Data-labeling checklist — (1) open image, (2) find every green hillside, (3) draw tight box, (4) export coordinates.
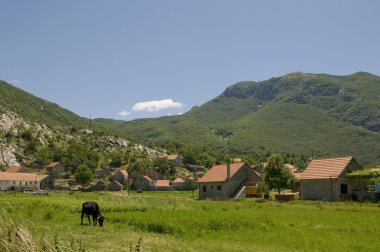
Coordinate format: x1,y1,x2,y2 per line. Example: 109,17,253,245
0,80,90,128
95,72,380,165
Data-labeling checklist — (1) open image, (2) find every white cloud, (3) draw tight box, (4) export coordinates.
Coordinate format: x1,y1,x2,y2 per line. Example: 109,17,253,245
118,110,131,116
132,99,183,112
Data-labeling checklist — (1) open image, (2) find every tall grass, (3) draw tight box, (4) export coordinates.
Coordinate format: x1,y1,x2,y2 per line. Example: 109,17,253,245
0,191,380,251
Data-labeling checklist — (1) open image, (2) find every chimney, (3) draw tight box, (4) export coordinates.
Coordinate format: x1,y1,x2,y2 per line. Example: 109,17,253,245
227,162,231,179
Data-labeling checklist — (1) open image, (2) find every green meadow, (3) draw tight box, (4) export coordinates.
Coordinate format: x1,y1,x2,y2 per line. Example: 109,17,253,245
0,191,379,251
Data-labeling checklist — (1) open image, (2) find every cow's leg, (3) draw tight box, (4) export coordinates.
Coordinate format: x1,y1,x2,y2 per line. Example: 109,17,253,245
93,214,97,226
87,215,91,225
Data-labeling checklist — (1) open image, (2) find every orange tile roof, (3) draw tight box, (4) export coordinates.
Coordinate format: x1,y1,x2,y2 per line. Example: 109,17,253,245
142,175,153,181
46,162,61,168
5,166,25,173
198,162,246,183
156,180,170,187
173,178,184,183
299,156,354,180
117,169,129,177
161,154,178,160
0,172,48,181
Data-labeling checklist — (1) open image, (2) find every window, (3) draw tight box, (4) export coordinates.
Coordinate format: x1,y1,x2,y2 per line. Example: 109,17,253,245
217,185,222,190
211,185,214,190
202,185,207,192
13,181,16,184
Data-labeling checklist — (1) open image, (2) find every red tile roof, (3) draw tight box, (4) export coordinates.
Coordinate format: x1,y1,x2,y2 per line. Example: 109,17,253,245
5,166,27,173
198,162,246,183
173,178,184,183
46,162,61,168
299,156,354,180
156,180,170,187
0,172,48,181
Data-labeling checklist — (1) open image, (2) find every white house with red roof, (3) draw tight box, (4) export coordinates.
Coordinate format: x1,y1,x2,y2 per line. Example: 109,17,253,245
299,156,362,201
197,162,262,199
0,172,54,191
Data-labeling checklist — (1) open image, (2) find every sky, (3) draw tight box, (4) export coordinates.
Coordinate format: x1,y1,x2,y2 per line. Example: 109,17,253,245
1,1,379,120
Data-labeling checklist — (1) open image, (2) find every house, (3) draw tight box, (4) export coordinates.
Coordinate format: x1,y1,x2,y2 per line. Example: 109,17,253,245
256,163,301,179
112,169,129,185
46,162,66,177
5,166,28,173
106,180,123,191
161,154,185,167
133,175,155,191
172,178,186,190
146,170,164,181
155,180,170,190
299,156,362,201
197,162,262,199
0,172,54,191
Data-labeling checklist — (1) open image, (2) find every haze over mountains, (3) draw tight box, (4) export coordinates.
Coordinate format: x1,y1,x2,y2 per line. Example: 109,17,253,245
1,71,380,166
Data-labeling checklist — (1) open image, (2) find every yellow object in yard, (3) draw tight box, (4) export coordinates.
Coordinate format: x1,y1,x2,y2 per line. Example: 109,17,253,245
246,186,257,195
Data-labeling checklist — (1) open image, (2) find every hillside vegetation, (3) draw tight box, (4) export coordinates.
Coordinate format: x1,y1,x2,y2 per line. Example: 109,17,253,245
95,72,380,165
0,81,161,170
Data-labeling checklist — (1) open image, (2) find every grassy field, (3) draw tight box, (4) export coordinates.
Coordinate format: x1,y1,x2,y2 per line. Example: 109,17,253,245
0,191,379,251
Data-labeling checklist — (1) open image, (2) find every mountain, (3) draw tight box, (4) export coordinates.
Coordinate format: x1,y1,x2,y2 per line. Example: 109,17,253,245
0,81,160,168
95,72,380,165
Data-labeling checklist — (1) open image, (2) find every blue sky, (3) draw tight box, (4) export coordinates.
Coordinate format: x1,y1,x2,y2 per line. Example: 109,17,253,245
1,1,379,120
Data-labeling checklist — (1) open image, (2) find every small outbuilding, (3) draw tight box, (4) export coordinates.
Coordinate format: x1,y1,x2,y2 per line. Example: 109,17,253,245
299,156,362,201
155,180,170,190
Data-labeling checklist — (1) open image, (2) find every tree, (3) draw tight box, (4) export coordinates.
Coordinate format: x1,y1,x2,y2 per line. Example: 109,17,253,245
74,164,94,186
153,157,176,179
264,154,293,194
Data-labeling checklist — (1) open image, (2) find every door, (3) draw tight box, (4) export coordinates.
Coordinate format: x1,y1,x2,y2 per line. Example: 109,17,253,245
340,184,348,194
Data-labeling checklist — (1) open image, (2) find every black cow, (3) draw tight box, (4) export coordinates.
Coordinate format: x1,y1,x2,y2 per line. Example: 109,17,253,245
81,201,105,226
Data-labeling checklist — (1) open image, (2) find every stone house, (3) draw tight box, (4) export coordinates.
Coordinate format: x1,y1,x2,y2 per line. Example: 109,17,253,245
106,180,123,191
133,175,155,190
161,154,185,167
46,162,66,177
0,172,54,191
172,178,186,190
5,166,28,173
197,162,262,199
145,170,164,181
112,169,129,185
299,156,362,201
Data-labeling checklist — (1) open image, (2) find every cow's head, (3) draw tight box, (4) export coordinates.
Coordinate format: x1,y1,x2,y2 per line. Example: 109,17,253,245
97,215,106,227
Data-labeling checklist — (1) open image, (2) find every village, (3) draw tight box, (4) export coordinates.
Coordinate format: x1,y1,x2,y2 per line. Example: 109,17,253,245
1,153,379,203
